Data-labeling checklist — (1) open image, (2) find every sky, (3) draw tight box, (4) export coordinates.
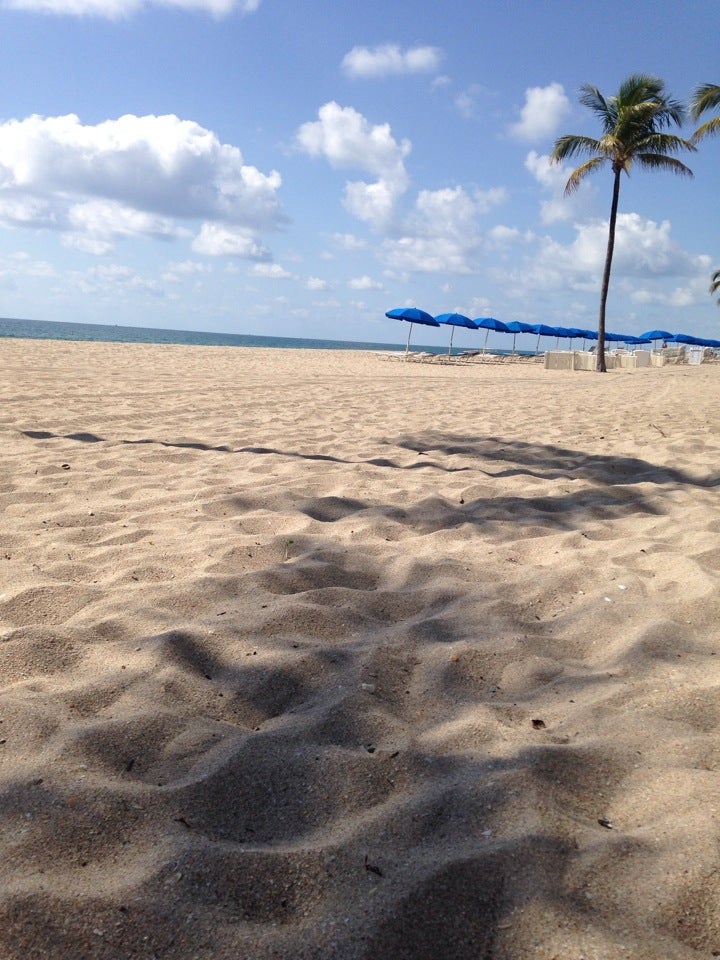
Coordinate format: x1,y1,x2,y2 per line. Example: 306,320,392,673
0,0,718,348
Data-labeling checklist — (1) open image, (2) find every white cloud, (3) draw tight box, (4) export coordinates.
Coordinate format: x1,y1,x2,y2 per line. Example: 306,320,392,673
250,262,291,278
192,223,270,258
306,276,328,290
67,262,161,297
510,83,570,141
341,44,441,79
381,185,484,274
474,186,507,213
162,259,211,282
296,102,409,179
0,113,282,254
348,275,382,290
332,232,367,250
2,0,259,18
525,149,591,224
296,102,410,229
499,213,711,309
564,213,704,278
454,84,485,119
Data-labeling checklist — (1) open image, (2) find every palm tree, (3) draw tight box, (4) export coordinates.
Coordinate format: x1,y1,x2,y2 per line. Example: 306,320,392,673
689,83,720,141
690,85,720,308
551,74,695,372
711,268,720,306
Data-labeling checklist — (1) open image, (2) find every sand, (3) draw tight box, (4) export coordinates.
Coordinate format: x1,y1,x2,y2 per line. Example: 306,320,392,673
1,337,720,960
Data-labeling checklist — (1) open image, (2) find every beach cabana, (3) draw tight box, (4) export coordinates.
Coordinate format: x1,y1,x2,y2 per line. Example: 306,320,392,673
435,313,477,355
385,307,440,357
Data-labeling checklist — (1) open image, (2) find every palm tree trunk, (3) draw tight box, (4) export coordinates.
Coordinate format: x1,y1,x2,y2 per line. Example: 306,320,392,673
597,167,622,373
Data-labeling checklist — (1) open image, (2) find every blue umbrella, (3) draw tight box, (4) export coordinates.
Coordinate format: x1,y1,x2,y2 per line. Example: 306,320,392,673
505,320,536,353
604,331,630,342
435,312,478,355
385,307,440,356
474,317,510,352
550,325,579,348
667,333,707,346
528,323,560,352
641,329,674,343
563,327,594,349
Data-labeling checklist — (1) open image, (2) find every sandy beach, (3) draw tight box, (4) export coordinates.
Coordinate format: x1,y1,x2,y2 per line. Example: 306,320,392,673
2,337,720,960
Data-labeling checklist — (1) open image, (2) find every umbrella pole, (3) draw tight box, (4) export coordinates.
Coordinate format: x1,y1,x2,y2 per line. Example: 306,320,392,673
483,329,489,353
512,333,517,355
536,333,541,353
405,322,413,358
448,326,454,356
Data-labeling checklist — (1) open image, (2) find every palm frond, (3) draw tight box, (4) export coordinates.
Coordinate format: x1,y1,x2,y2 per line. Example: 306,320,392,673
634,154,694,177
550,134,601,163
691,115,720,143
636,133,697,156
578,85,617,132
564,156,606,195
689,83,720,120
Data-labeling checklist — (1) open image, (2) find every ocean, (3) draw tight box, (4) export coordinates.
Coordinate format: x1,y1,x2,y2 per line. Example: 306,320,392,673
0,316,453,355
0,316,530,356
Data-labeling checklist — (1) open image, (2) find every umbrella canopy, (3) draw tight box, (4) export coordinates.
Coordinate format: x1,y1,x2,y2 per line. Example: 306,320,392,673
641,329,674,342
385,307,440,356
504,320,536,353
604,331,630,342
667,333,707,346
473,317,511,352
563,327,593,348
620,335,653,345
528,323,560,352
549,325,579,348
435,313,478,355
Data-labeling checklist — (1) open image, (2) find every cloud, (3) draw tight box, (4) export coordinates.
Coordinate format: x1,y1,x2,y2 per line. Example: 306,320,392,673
2,0,259,17
191,223,270,258
250,262,291,278
67,262,161,297
332,232,367,251
296,102,410,228
381,185,487,274
525,149,591,223
306,276,328,290
0,112,282,255
161,259,211,282
499,213,711,309
454,84,487,120
510,83,570,141
348,275,382,290
560,213,704,278
341,44,441,79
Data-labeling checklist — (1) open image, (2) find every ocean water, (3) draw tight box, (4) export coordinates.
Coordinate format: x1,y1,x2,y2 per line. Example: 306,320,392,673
0,316,440,355
0,316,533,356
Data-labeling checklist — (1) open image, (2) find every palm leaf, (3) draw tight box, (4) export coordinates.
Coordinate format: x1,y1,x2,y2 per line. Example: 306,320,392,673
564,156,605,195
634,154,694,177
692,115,720,143
550,134,601,163
690,83,720,120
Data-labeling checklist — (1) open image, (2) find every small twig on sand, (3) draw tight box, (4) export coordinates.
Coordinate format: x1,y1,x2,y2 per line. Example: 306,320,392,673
649,422,666,437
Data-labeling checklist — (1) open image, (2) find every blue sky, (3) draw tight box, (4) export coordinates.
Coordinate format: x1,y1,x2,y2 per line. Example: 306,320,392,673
0,0,718,347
